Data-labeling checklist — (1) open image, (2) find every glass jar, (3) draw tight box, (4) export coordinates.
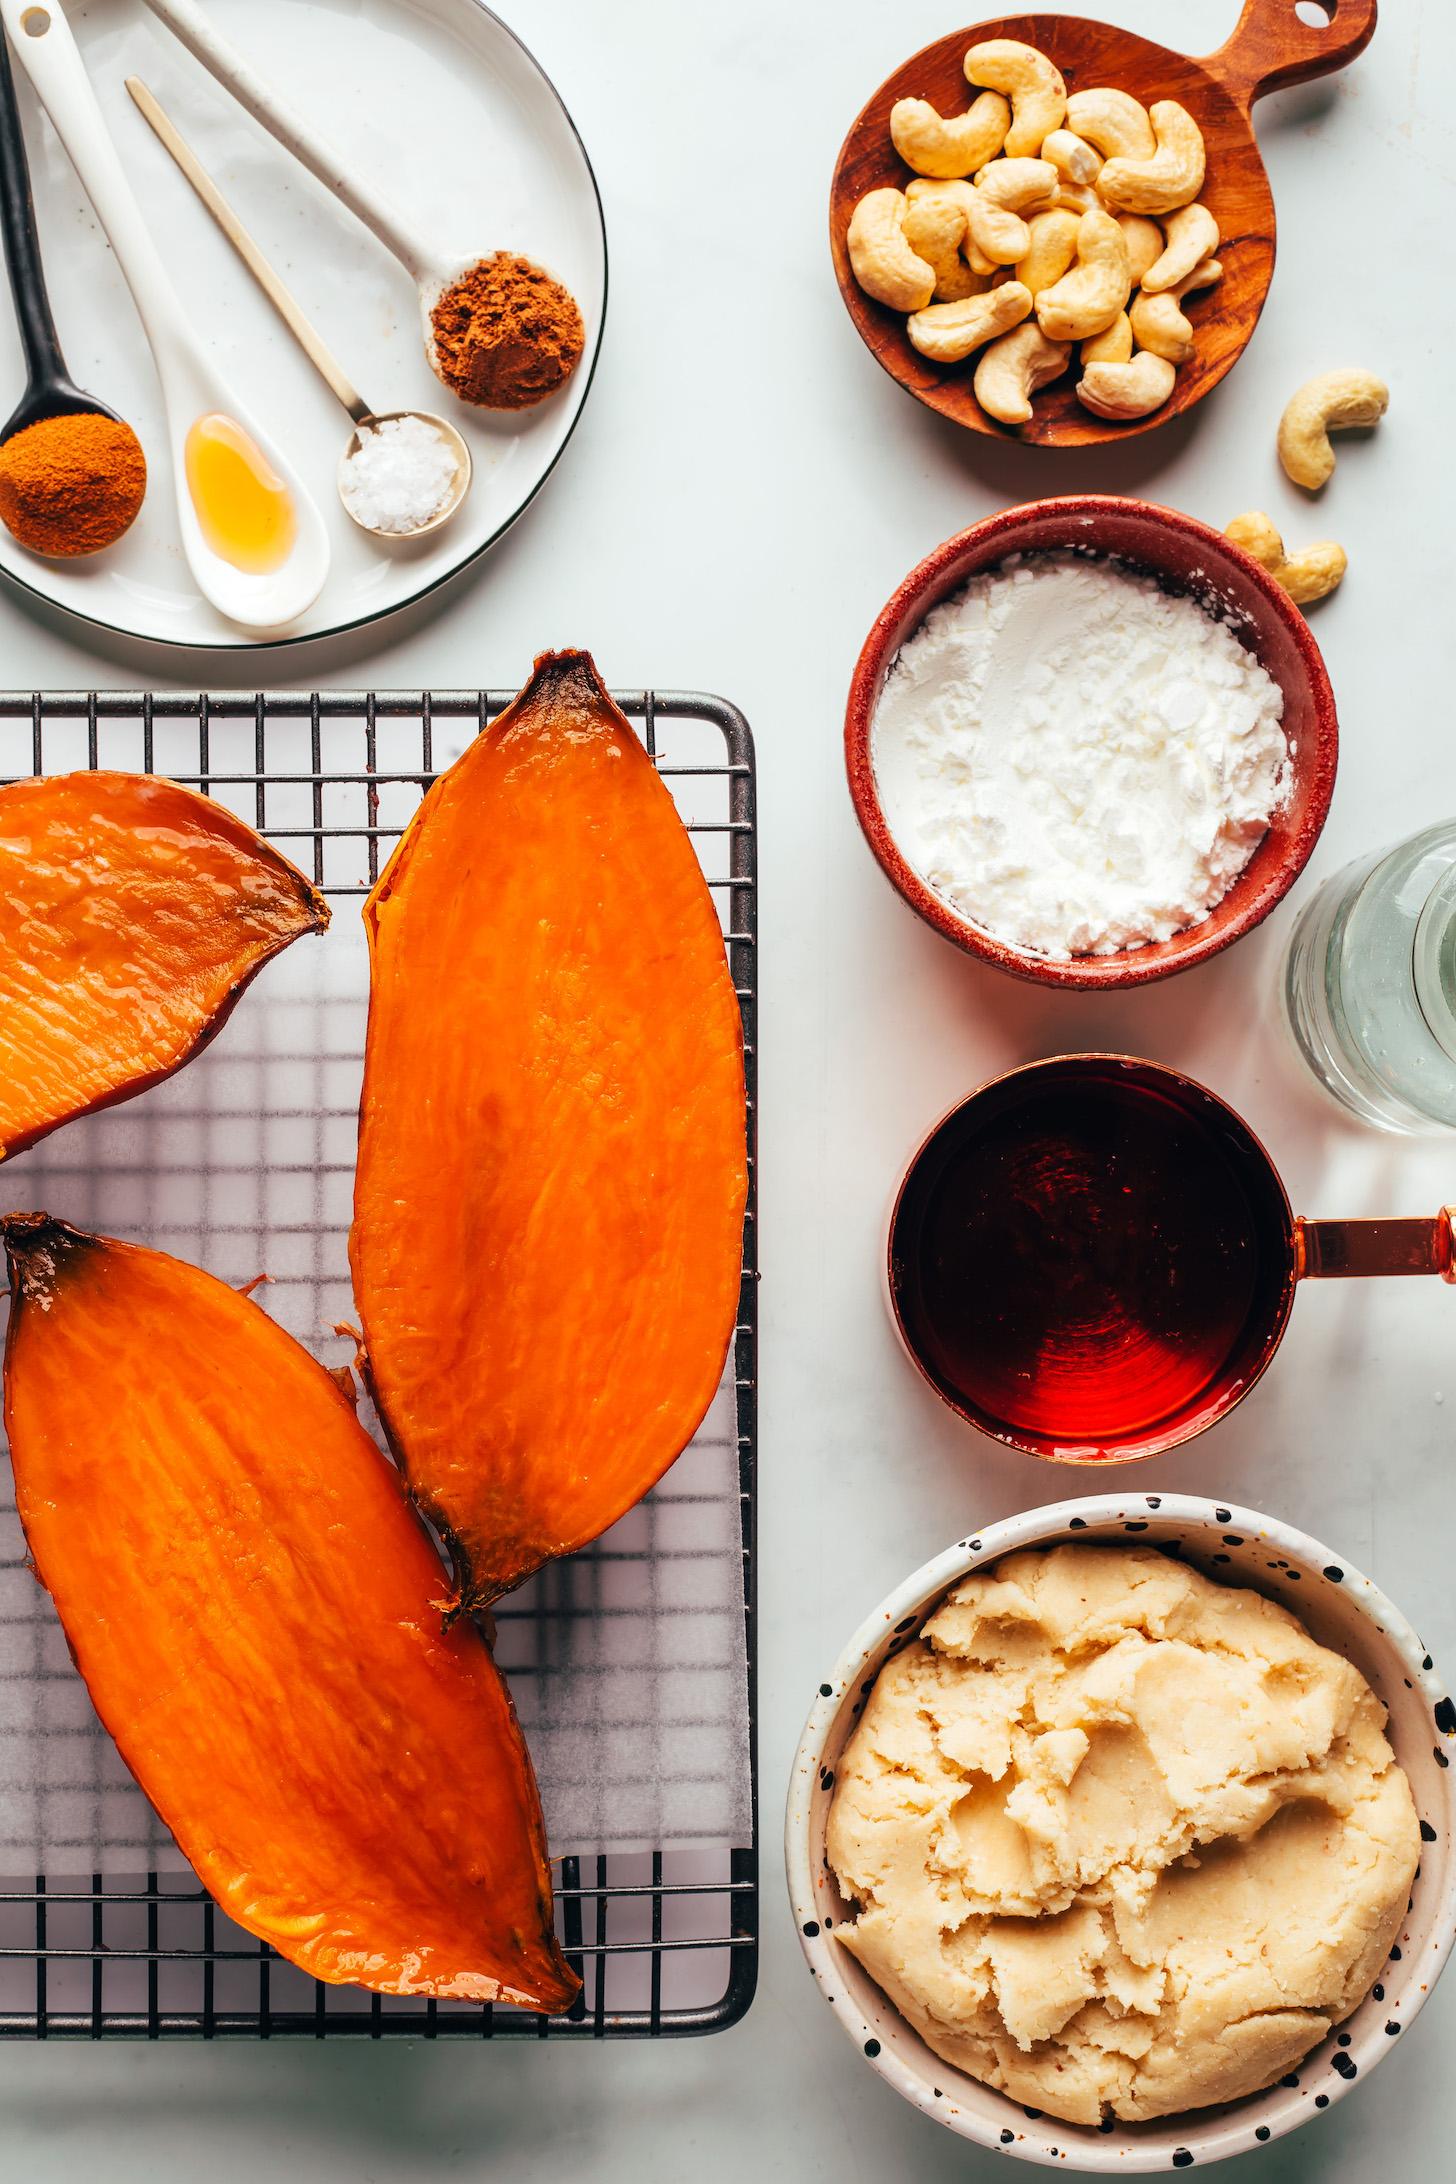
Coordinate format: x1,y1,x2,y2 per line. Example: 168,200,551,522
1283,820,1456,1131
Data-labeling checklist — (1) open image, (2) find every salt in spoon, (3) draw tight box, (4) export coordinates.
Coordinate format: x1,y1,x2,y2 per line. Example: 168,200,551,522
139,0,583,411
0,0,328,629
0,26,143,552
127,78,470,542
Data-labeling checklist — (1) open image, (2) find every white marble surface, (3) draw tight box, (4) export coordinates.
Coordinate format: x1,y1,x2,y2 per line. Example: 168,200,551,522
2,0,1453,2176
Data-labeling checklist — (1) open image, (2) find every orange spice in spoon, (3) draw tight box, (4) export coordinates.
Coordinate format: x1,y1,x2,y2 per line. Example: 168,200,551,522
0,410,146,558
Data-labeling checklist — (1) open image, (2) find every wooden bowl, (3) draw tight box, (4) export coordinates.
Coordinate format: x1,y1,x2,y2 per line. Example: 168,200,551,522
845,496,1339,987
829,0,1378,445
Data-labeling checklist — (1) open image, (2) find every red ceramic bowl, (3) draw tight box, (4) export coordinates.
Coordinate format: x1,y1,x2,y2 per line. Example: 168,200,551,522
845,496,1339,988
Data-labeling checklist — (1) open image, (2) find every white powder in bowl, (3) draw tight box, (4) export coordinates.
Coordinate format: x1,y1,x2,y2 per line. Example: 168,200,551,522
339,415,461,534
871,552,1291,960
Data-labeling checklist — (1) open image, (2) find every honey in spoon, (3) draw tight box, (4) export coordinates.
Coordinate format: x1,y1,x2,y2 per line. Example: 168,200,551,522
184,411,296,573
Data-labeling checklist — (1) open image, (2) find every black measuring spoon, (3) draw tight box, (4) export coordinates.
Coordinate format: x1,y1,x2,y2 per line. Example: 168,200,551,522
0,23,143,551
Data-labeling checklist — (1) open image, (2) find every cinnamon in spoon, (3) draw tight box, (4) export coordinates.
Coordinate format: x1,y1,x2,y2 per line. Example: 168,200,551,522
429,252,584,411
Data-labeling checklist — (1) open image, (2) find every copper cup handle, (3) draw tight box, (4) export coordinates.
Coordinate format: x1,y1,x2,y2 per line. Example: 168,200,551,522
1296,1208,1456,1282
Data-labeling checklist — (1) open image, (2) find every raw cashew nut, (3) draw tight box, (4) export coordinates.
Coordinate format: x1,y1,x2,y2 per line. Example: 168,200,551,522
1274,541,1348,606
1041,128,1102,188
1276,368,1390,490
1129,257,1222,363
906,179,995,276
1080,311,1132,366
1034,209,1132,342
1224,511,1285,567
1055,180,1101,216
973,157,1061,207
1076,350,1178,419
1225,512,1347,606
1141,201,1219,292
1097,101,1206,215
847,188,935,311
1065,86,1156,162
902,192,980,301
967,157,1060,265
889,90,1010,179
906,280,1032,363
963,39,1066,159
1117,214,1164,286
974,321,1071,423
1014,207,1082,297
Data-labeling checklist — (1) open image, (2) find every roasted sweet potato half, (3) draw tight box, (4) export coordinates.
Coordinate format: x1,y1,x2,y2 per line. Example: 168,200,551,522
352,651,747,1607
1,1216,578,2013
0,771,328,1162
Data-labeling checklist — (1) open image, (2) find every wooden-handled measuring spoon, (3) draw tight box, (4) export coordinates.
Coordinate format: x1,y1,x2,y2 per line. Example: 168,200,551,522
127,79,471,542
138,0,583,411
830,0,1379,444
0,0,328,626
0,26,144,551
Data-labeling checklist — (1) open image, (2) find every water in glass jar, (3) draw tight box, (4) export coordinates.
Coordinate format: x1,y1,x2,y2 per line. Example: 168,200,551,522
1283,820,1456,1131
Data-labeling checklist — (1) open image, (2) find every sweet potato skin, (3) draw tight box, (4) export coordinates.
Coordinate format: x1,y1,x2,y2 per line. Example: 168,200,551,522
0,771,328,1162
352,652,747,1606
1,1216,577,2012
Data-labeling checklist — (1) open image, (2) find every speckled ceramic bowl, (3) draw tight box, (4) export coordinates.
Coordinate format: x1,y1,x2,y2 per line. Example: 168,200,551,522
845,498,1339,989
787,1494,1456,2173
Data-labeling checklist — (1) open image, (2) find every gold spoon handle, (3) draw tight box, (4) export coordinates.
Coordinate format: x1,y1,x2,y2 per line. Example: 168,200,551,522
126,77,372,428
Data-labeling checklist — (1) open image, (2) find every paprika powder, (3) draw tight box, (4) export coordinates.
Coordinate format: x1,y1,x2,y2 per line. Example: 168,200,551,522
0,410,146,557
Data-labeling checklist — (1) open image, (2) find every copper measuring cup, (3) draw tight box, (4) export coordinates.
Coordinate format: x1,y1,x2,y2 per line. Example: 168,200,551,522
828,0,1379,444
887,1055,1454,1463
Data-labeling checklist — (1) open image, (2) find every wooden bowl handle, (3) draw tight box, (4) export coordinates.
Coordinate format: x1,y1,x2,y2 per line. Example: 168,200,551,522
1204,0,1378,112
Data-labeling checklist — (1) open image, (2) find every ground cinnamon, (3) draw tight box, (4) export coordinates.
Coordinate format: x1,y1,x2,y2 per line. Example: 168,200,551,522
0,411,146,557
430,252,584,411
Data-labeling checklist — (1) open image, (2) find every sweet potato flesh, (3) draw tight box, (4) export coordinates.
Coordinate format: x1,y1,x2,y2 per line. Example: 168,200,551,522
352,651,747,1605
1,1218,577,2012
0,771,327,1161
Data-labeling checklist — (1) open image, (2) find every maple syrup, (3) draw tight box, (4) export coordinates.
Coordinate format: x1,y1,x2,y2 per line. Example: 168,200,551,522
889,1059,1296,1459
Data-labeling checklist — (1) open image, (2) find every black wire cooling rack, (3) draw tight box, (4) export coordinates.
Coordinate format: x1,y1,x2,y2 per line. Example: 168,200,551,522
0,689,758,2040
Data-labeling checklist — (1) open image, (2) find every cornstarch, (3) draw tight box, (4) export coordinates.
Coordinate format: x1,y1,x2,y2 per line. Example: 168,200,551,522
872,552,1290,959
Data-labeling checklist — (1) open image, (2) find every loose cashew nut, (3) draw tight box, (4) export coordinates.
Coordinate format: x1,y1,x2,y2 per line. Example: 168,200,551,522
963,39,1066,159
1076,350,1178,419
1276,368,1390,490
906,280,1032,363
1128,257,1222,364
902,192,981,301
1141,201,1219,292
967,157,1060,265
847,188,935,311
1223,511,1285,567
1097,101,1206,215
1041,128,1102,187
1117,214,1164,286
889,90,1010,179
1033,209,1131,342
1080,311,1132,366
1225,511,1347,606
1015,207,1082,297
1064,86,1155,162
974,322,1071,423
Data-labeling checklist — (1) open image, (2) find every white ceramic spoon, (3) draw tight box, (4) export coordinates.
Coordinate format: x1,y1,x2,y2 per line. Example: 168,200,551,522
0,0,328,631
138,0,506,388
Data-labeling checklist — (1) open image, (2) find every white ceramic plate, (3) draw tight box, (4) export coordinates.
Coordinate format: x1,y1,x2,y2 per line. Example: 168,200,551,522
0,0,605,647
